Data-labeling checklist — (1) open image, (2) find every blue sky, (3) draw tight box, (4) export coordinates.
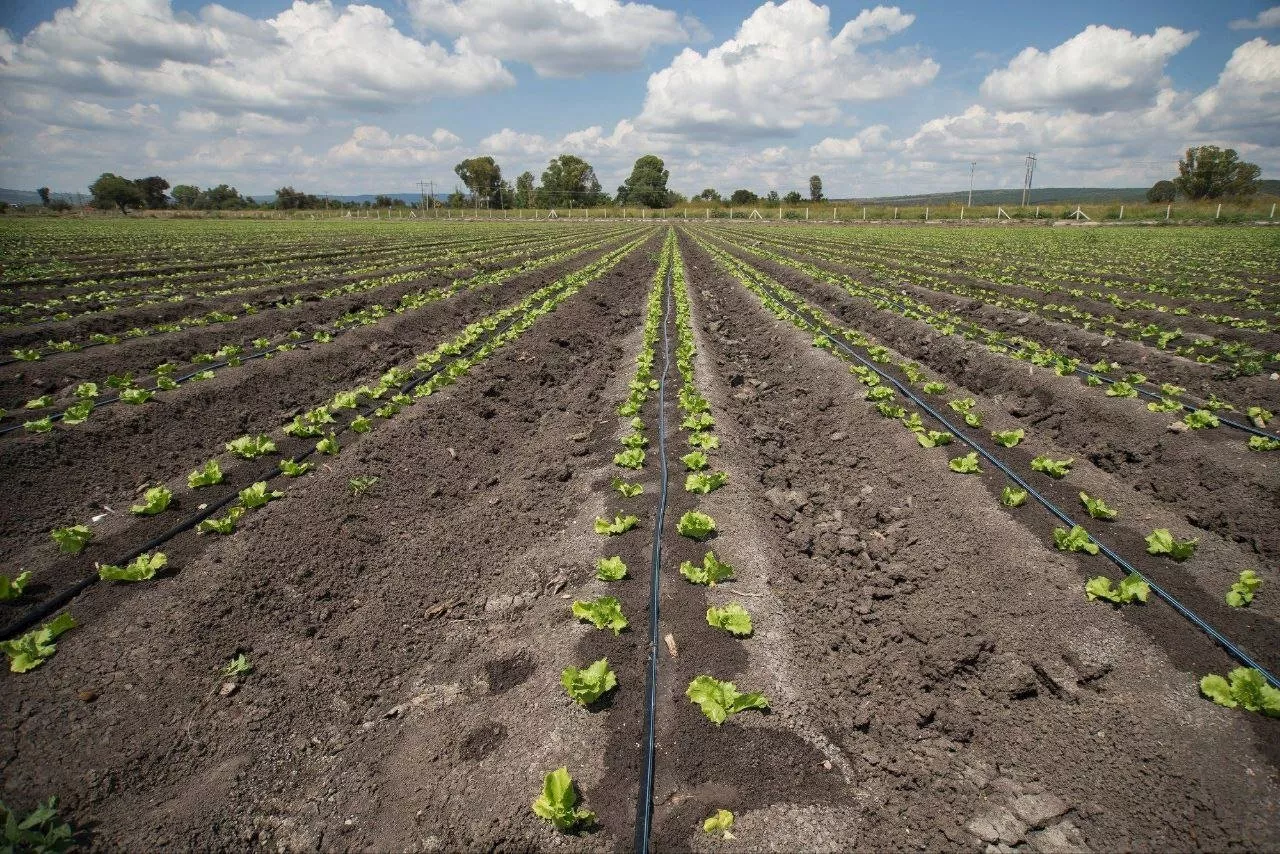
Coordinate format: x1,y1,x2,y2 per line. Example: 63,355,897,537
0,0,1277,198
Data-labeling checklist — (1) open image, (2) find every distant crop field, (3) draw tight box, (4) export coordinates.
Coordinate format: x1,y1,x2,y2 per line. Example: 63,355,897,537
1,216,1278,851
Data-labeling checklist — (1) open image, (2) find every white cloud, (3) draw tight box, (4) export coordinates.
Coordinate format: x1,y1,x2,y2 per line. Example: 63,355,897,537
636,0,938,138
1190,38,1280,142
1229,6,1280,30
980,24,1196,113
327,125,463,167
0,0,514,115
407,0,695,77
175,109,315,136
809,124,889,159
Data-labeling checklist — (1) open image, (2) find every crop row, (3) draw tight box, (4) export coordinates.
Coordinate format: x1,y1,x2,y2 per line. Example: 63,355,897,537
703,229,1279,451
2,233,651,677
689,227,1278,716
2,229,642,433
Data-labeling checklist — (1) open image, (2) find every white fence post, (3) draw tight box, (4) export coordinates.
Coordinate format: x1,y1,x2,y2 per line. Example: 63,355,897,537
1166,204,1171,220
1271,203,1276,220
862,207,867,221
960,208,964,221
805,208,809,220
925,207,929,221
1119,205,1124,221
1216,203,1222,219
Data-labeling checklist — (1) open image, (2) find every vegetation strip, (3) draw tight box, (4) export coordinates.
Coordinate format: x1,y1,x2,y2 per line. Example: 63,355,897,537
691,228,1279,691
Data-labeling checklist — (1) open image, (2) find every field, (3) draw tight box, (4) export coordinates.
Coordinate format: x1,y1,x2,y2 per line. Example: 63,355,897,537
1,216,1278,851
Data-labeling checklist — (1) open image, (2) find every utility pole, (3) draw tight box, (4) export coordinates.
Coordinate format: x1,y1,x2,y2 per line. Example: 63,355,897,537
968,162,976,208
1021,154,1037,208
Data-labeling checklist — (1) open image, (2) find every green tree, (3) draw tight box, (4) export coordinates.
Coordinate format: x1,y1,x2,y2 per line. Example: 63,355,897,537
134,176,170,209
171,185,199,208
765,190,780,204
1146,180,1176,203
36,187,50,206
1175,146,1261,200
540,154,602,207
621,154,670,208
495,180,513,209
729,189,758,205
89,173,146,213
454,156,502,205
447,190,467,209
697,188,721,202
783,190,802,205
514,171,536,208
195,184,247,210
809,174,823,202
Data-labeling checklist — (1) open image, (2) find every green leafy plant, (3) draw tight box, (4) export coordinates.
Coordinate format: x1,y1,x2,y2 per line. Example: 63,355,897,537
221,653,253,679
1079,492,1117,521
187,459,223,488
1,613,76,673
226,434,276,459
571,596,628,635
681,451,709,471
51,524,92,554
1000,487,1028,508
703,809,735,838
991,429,1024,448
706,603,753,636
25,395,53,409
316,432,340,455
196,505,245,535
676,510,716,540
349,415,372,434
561,658,617,705
963,411,983,428
349,475,378,496
74,382,99,400
119,388,153,405
155,376,179,391
595,556,627,581
0,796,74,852
1085,573,1150,604
613,448,645,469
689,432,719,450
680,551,734,586
23,417,54,433
922,381,946,394
948,452,981,474
594,515,639,535
130,485,173,516
612,477,643,498
1031,455,1073,478
0,570,32,602
279,458,311,477
916,430,953,448
1247,406,1273,428
686,675,769,725
1105,382,1138,398
1199,667,1280,717
1054,526,1099,555
97,552,166,582
1145,528,1198,561
1226,570,1262,607
60,400,93,425
531,767,595,832
1182,409,1220,429
239,481,283,509
686,471,728,494
619,432,647,449
1248,436,1280,452
12,348,40,362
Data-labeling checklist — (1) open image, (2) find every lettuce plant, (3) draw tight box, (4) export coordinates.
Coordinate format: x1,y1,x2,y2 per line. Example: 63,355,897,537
0,570,32,602
279,458,311,477
916,430,952,448
51,524,92,554
611,477,643,498
613,448,645,469
703,809,735,838
1054,525,1098,555
561,658,617,705
98,552,166,582
706,603,752,636
119,388,153,405
188,460,223,488
1200,667,1280,717
1085,573,1149,604
686,676,769,725
1000,487,1028,508
688,432,719,450
922,381,946,394
1031,456,1073,478
74,382,99,400
25,395,53,409
681,451,709,471
1,613,75,673
948,452,981,474
1079,492,1117,520
532,768,594,832
991,429,1024,448
239,482,283,509
1226,570,1261,607
130,486,172,516
571,596,628,634
595,556,627,581
680,552,733,586
1145,528,1197,561
677,510,716,540
594,515,639,535
1182,409,1220,429
61,400,93,425
196,505,245,535
226,435,276,459
316,432,340,455
1248,436,1280,452
686,471,728,494
23,417,53,433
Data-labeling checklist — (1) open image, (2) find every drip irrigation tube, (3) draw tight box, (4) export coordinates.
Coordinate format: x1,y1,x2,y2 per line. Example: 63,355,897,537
745,267,1280,691
711,235,1280,443
634,254,674,854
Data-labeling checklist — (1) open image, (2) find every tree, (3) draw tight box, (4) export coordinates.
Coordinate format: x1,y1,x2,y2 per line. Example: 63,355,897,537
134,176,170,209
783,190,802,205
540,154,603,207
195,184,247,210
622,154,670,208
37,187,50,206
90,173,146,213
172,185,199,208
697,188,721,202
729,189,758,205
454,156,502,205
809,174,823,202
447,190,467,209
765,190,780,204
514,171,535,209
374,195,395,207
1146,180,1176,203
1174,146,1261,200
495,180,514,209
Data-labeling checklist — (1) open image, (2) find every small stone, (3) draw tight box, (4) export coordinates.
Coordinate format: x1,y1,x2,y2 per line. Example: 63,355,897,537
1011,793,1069,827
664,634,678,658
1167,421,1188,433
78,689,99,702
830,431,847,441
219,682,239,697
822,760,832,770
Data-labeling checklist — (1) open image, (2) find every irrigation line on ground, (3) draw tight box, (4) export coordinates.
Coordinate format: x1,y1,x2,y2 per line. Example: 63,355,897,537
634,246,674,854
737,255,1280,690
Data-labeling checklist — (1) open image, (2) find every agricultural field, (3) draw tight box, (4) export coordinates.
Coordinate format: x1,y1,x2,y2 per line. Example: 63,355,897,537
0,216,1278,851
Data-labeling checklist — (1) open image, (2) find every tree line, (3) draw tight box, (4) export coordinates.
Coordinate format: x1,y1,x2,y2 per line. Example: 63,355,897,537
1146,146,1261,203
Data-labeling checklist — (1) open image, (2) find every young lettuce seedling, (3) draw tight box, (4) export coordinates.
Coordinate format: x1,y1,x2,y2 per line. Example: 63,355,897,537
613,448,645,469
594,515,639,536
595,556,627,581
316,432,340,456
706,603,753,636
0,570,32,602
130,486,173,516
676,510,716,540
561,658,617,705
226,435,276,459
686,675,769,725
1085,573,1149,604
991,429,1024,448
531,767,595,832
196,505,245,535
1226,570,1261,608
681,451,709,471
1,612,75,673
703,809,735,839
611,478,643,498
239,482,283,509
51,524,92,554
688,432,719,451
1030,456,1073,479
61,400,93,425
680,552,734,586
1054,526,1099,555
1000,487,1028,508
119,388,153,405
571,597,628,634
188,460,223,488
686,471,728,495
1145,528,1198,561
1079,492,1117,520
279,458,312,477
349,476,378,497
97,552,167,582
916,430,952,449
948,452,981,474
1200,668,1280,717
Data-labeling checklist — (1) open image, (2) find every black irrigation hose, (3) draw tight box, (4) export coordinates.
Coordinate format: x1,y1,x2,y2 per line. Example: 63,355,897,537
712,234,1280,444
634,253,674,854
0,270,592,642
744,266,1280,690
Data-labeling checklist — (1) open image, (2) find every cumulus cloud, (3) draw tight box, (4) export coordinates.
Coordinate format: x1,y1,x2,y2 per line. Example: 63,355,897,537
0,0,514,115
407,0,695,77
327,125,463,167
1228,6,1280,30
636,0,938,138
979,24,1196,113
809,125,889,159
1190,38,1280,142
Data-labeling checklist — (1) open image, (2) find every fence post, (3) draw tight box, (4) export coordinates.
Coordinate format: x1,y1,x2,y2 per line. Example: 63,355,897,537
894,207,898,220
779,205,783,220
1119,205,1124,221
834,207,839,221
1166,204,1171,220
1035,205,1039,218
1271,203,1276,220
706,208,709,220
1216,203,1222,220
925,207,929,221
862,207,866,221
805,208,809,220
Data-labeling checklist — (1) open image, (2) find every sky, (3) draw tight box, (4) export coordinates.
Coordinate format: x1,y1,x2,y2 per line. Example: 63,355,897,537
0,0,1277,198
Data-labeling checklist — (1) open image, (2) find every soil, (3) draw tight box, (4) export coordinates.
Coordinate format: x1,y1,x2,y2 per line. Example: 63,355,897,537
0,221,1276,853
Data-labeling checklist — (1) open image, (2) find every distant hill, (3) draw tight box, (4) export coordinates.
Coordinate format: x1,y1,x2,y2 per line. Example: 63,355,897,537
845,181,1280,206
0,188,88,205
